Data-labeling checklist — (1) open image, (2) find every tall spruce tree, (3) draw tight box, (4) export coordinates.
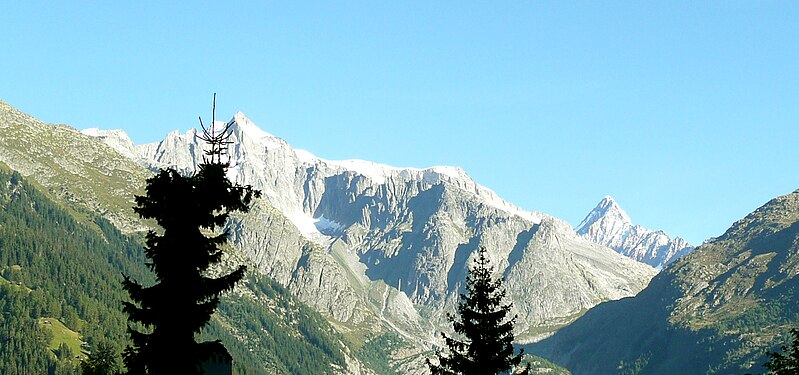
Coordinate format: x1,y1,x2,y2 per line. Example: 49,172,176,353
122,97,259,374
427,247,530,375
81,342,121,375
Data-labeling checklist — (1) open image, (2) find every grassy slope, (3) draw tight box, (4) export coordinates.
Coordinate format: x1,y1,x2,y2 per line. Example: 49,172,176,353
38,318,87,359
0,100,150,233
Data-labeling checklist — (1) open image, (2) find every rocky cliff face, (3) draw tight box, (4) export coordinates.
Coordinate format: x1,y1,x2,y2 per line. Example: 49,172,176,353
576,196,694,268
85,112,656,345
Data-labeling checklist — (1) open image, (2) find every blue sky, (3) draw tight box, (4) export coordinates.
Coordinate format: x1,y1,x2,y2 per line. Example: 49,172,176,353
2,2,798,244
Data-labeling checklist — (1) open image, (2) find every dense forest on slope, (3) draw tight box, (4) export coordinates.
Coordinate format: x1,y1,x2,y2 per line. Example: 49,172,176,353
0,165,357,374
0,165,147,374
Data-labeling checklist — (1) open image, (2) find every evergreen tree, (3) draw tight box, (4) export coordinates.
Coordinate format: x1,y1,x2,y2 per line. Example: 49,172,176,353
55,342,73,361
764,328,799,374
81,341,121,375
427,247,530,375
122,99,259,374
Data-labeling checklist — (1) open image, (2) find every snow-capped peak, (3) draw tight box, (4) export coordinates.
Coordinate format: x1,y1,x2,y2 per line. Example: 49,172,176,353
576,195,631,233
232,112,273,138
227,112,285,150
576,196,694,268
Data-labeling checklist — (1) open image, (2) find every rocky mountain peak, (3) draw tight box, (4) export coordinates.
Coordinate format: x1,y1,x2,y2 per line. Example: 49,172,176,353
81,127,134,145
227,112,286,149
576,195,631,233
576,196,694,268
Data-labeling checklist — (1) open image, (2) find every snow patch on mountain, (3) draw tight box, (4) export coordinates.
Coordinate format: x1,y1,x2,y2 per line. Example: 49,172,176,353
286,212,343,241
328,159,393,185
294,148,317,164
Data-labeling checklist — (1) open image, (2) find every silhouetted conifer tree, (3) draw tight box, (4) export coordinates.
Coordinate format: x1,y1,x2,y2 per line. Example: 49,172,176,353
427,247,530,375
122,96,259,374
764,328,799,374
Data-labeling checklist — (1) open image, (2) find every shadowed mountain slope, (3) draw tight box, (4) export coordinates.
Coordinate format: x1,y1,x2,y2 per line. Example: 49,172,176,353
530,189,799,374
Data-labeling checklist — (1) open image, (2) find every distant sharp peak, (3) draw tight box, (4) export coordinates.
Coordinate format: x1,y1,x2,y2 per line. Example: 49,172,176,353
228,112,283,145
576,195,632,233
596,195,633,224
576,195,694,268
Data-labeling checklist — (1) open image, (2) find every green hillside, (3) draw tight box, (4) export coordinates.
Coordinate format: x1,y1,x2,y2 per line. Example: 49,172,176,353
528,190,799,374
0,164,139,374
0,165,356,373
38,318,87,360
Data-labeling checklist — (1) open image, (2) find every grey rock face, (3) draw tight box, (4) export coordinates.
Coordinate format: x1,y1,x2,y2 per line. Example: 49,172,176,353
576,196,694,268
86,112,657,344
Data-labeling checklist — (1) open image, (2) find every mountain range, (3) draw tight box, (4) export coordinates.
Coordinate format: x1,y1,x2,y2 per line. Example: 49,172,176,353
7,98,796,375
83,111,656,344
0,100,375,374
0,99,661,373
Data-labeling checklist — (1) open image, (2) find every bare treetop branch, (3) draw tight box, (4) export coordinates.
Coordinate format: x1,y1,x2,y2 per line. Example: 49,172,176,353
198,93,234,165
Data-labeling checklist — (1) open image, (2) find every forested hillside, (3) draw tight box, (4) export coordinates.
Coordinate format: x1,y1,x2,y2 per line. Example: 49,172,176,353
0,164,365,374
0,164,146,374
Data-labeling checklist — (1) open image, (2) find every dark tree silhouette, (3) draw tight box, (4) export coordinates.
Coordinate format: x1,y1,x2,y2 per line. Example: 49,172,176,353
427,247,530,375
122,96,259,374
764,328,799,374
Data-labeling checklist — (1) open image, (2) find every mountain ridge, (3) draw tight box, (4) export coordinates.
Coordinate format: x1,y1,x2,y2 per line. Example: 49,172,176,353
84,111,655,343
83,115,543,227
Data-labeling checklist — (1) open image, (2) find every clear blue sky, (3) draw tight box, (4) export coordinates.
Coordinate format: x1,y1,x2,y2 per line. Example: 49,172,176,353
2,2,798,244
